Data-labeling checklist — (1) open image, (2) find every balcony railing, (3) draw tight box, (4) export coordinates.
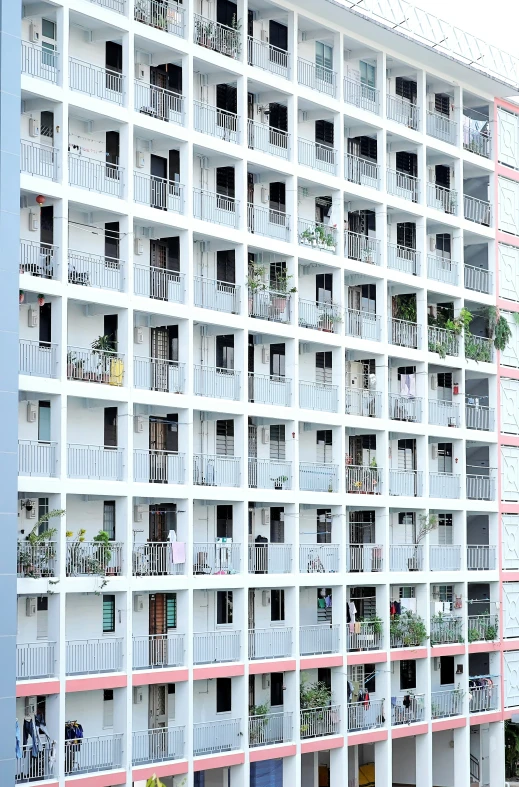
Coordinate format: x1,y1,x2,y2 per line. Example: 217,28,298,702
299,544,340,573
346,465,382,495
389,469,423,497
69,58,123,103
132,633,184,669
18,440,56,477
134,357,185,394
347,621,382,652
247,120,289,158
298,138,337,174
193,14,240,59
345,309,380,341
429,472,460,498
348,544,383,572
194,276,240,314
194,101,238,143
389,393,422,423
390,619,426,648
466,471,495,501
387,95,419,129
249,627,292,660
348,699,384,732
134,263,185,302
67,346,124,385
427,253,458,285
16,641,56,679
193,542,241,575
345,153,380,188
345,388,382,418
430,544,461,571
248,543,292,574
133,542,185,576
16,744,52,783
390,544,423,571
193,365,240,400
67,444,123,481
20,238,56,278
193,630,240,664
465,334,494,363
464,264,492,294
426,111,457,145
463,122,491,158
387,242,420,275
427,183,457,214
299,298,342,332
299,380,338,413
392,694,425,725
300,462,338,492
431,689,463,719
300,706,340,739
135,80,184,124
90,0,125,10
464,194,491,226
247,37,289,78
469,684,499,713
345,231,380,264
17,542,57,579
194,454,240,487
343,76,379,113
300,624,339,655
428,326,459,357
248,459,292,491
467,614,499,642
66,540,123,576
68,251,123,291
65,734,123,775
467,545,497,570
133,726,185,765
69,155,123,197
250,711,292,747
19,339,57,378
387,168,419,202
389,318,420,349
66,638,123,675
21,40,58,82
194,718,241,756
249,373,291,406
298,218,337,252
134,449,184,485
135,0,185,37
134,172,183,212
297,57,336,96
248,288,291,323
430,615,463,645
195,188,238,227
20,140,57,180
428,399,460,427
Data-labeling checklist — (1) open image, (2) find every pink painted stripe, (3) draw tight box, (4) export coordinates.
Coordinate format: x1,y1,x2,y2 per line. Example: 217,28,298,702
390,647,427,661
430,643,465,656
249,744,297,762
65,770,126,787
503,640,519,651
16,679,60,697
392,722,428,739
470,710,503,726
301,735,344,754
249,659,296,674
132,668,189,685
66,674,127,693
132,760,189,780
499,367,519,381
468,641,501,654
347,728,388,746
432,716,466,732
299,655,343,669
193,663,244,680
347,651,387,665
193,752,245,771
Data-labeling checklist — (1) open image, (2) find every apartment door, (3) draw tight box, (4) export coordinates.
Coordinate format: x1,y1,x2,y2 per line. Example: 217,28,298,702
248,337,255,402
150,66,168,119
149,683,168,730
40,205,53,276
104,407,118,448
149,416,178,482
39,303,51,347
150,240,168,299
106,130,120,183
317,430,332,464
149,593,166,665
149,503,177,542
151,326,178,391
269,182,286,224
248,589,256,656
151,154,167,209
270,507,284,543
248,421,257,487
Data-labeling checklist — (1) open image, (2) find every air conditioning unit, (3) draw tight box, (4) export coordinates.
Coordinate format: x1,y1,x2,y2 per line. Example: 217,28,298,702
134,594,144,612
261,508,271,526
25,500,37,519
261,427,270,444
134,504,145,523
29,211,39,232
26,597,37,617
262,674,270,689
262,590,270,606
260,29,268,42
25,697,37,716
262,347,270,364
133,686,144,704
431,444,438,460
260,187,269,204
134,415,145,433
135,150,145,168
430,374,438,390
28,308,38,328
134,237,144,256
29,117,40,138
429,237,436,252
29,22,41,43
27,402,37,423
134,62,146,80
134,326,144,344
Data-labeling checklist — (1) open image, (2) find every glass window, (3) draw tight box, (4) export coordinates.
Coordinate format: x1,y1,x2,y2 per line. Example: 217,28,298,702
360,61,375,87
103,501,116,540
271,589,285,621
38,402,51,443
166,594,177,629
400,660,416,690
103,689,114,728
316,42,333,70
102,595,115,633
217,590,233,625
216,677,232,713
42,19,56,40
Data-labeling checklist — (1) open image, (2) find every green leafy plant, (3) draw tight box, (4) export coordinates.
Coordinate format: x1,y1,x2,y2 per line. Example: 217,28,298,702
505,720,519,778
66,529,112,576
91,334,115,352
300,674,332,709
247,265,267,292
465,333,492,362
18,509,65,578
364,614,383,636
390,609,428,647
271,270,297,294
430,612,464,644
394,294,417,323
146,776,167,787
416,513,438,544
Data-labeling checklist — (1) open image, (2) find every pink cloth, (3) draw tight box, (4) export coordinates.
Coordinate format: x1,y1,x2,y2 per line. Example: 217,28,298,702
170,541,186,564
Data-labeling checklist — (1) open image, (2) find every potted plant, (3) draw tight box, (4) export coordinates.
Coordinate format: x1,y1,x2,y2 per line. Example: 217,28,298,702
300,227,316,245
93,529,114,574
91,335,115,383
300,674,333,736
273,474,288,490
406,513,437,570
390,609,428,648
249,702,270,745
18,509,64,578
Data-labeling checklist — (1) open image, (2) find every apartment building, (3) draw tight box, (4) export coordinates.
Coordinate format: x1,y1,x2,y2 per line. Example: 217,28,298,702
9,0,519,785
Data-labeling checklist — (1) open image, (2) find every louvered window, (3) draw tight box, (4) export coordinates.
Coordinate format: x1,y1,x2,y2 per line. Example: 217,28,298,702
270,425,286,460
216,420,234,456
396,77,417,104
102,595,115,633
166,594,177,629
316,351,332,385
315,119,334,146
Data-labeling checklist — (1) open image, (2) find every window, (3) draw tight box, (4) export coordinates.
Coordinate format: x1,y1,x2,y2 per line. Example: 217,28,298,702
397,222,416,249
317,509,332,544
217,505,233,539
438,443,453,473
103,689,114,728
103,501,116,540
216,677,232,713
216,419,234,456
217,590,233,625
440,656,455,685
269,20,288,52
437,372,453,402
398,512,416,543
433,585,453,603
317,430,333,464
104,406,118,448
360,61,375,87
216,167,235,199
270,672,284,707
38,402,50,443
435,233,451,257
400,660,416,690
317,668,331,692
269,260,286,290
399,586,415,598
102,595,115,633
435,93,450,117
315,119,334,147
270,425,286,461
269,103,288,132
38,498,49,535
395,77,417,104
397,439,416,471
316,351,332,385
316,273,333,303
216,335,234,370
166,594,177,629
437,513,453,545
216,84,238,114
269,182,286,213
271,589,285,622
270,344,285,379
316,41,333,71
216,250,236,285
396,151,418,177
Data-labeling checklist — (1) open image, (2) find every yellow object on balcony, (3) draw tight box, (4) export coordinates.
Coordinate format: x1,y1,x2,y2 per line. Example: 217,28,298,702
109,358,124,386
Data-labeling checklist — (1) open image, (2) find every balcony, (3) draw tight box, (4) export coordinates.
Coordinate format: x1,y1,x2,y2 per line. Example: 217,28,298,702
193,365,240,400
65,734,123,775
429,472,460,498
299,380,338,413
348,544,383,572
299,544,339,573
389,393,422,423
132,633,184,669
135,80,184,124
17,542,56,579
387,95,419,129
343,76,379,113
16,641,56,679
345,153,380,189
298,138,337,175
428,399,460,427
247,120,290,159
427,183,457,214
464,264,492,294
248,459,292,491
250,711,292,747
345,309,380,341
468,614,499,642
345,231,380,265
346,464,382,495
135,0,185,37
428,254,458,285
194,101,238,143
67,444,123,481
20,238,56,278
193,542,241,575
466,470,496,501
22,40,58,83
16,744,52,783
248,288,291,323
467,545,496,570
247,37,289,79
392,695,425,725
134,172,183,212
19,339,58,378
430,544,461,571
194,276,240,314
67,346,124,385
390,617,426,648
300,624,339,655
345,388,382,418
248,543,292,574
431,689,463,719
300,706,340,739
428,326,459,357
66,638,123,675
248,203,290,241
389,469,423,497
298,219,337,253
193,14,240,60
430,615,463,645
133,726,185,765
20,140,57,180
469,684,499,713
300,462,338,493
69,155,124,198
387,168,419,202
465,334,494,363
348,699,384,731
347,621,382,652
134,358,185,394
389,318,420,349
68,250,124,291
464,195,491,226
390,544,423,572
249,628,292,660
193,454,240,487
18,440,57,477
387,242,420,275
195,189,238,227
194,719,241,756
249,373,291,406
426,111,457,145
69,58,124,104
193,630,240,664
297,58,336,97
94,0,125,10
134,264,185,303
66,540,123,576
133,542,185,576
299,298,342,332
463,122,491,158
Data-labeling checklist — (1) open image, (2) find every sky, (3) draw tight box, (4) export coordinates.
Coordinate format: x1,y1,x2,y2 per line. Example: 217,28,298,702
418,0,515,54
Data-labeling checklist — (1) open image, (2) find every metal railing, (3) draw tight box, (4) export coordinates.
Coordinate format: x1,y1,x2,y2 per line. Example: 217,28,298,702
247,36,289,77
193,542,241,575
348,700,384,731
466,472,495,501
426,111,457,145
392,694,425,725
194,188,238,227
68,251,123,291
64,733,123,774
193,630,240,664
66,540,123,576
299,380,338,412
427,182,457,214
67,444,123,480
249,373,291,406
16,744,52,783
193,365,240,400
348,544,383,572
20,140,57,180
467,545,497,570
387,168,419,202
90,0,125,12
297,57,336,96
389,393,422,423
389,469,423,497
132,633,184,669
20,238,56,278
134,263,185,302
299,544,339,573
345,309,380,341
69,58,123,103
466,404,494,431
133,726,184,764
133,449,184,484
345,231,380,264
135,80,183,124
345,153,380,188
464,194,491,226
66,638,123,674
16,641,56,679
18,440,56,477
464,122,491,158
347,621,382,652
300,706,340,739
69,154,123,197
300,462,338,492
247,119,290,158
134,357,185,394
135,0,184,36
345,388,382,418
17,542,56,579
389,318,420,348
193,454,240,487
248,459,292,491
429,472,460,498
345,464,382,495
387,242,420,275
428,326,459,357
194,718,241,755
249,628,292,659
387,95,419,129
390,544,423,571
66,346,124,385
19,339,57,378
133,542,185,576
298,138,337,174
194,276,240,314
248,543,292,574
467,614,499,642
134,172,183,212
343,76,379,113
193,13,239,58
248,289,291,322
471,755,481,783
21,40,58,82
464,264,492,294
194,100,238,143
430,616,463,645
298,218,337,252
430,544,461,571
248,203,290,241
469,684,499,713
299,298,342,332
249,712,292,747
428,399,460,427
465,334,494,362
431,689,463,718
427,253,458,285
300,625,339,655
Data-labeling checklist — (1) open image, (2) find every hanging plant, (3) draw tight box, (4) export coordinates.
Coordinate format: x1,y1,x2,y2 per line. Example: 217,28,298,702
37,293,45,306
19,290,25,304
494,315,512,351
